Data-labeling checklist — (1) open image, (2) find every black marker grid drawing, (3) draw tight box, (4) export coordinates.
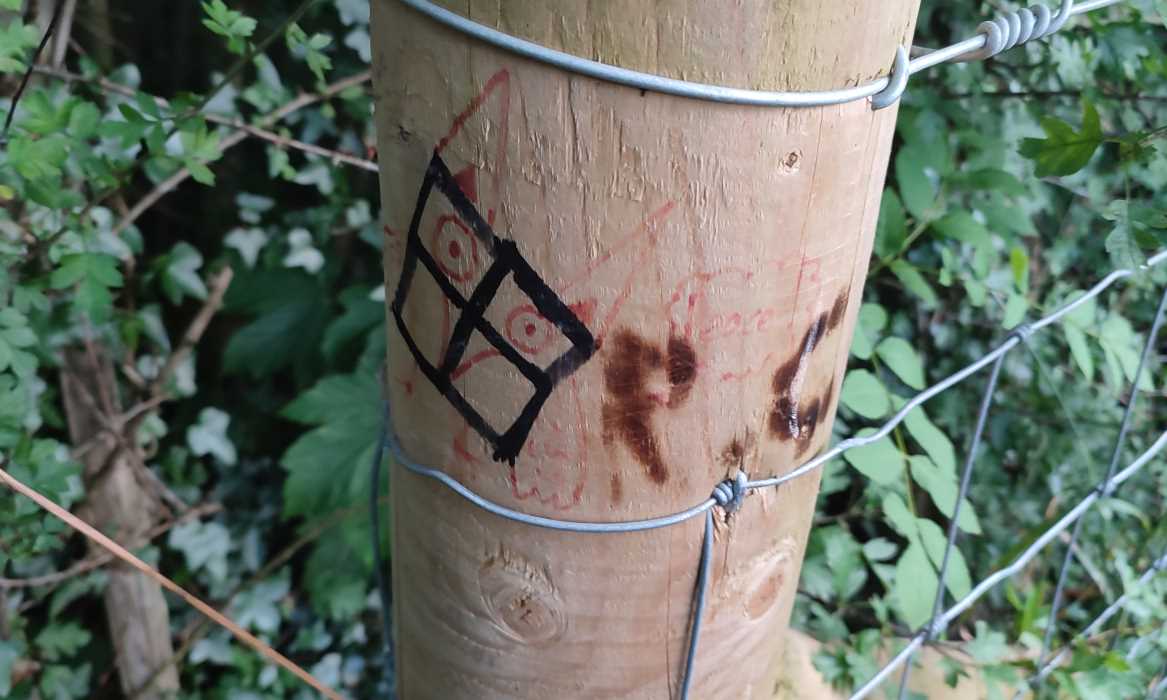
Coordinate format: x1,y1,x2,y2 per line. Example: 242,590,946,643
390,152,597,464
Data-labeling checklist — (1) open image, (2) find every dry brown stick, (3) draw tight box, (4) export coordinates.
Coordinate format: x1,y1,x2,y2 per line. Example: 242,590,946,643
128,496,386,699
1,501,223,591
0,457,346,700
149,266,234,398
109,70,372,238
72,266,234,464
230,121,378,172
32,66,378,173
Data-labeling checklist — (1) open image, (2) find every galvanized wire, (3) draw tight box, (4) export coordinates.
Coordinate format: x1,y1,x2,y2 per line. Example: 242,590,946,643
1029,551,1167,689
1034,281,1167,684
366,8,1159,696
375,246,1167,700
397,0,1126,109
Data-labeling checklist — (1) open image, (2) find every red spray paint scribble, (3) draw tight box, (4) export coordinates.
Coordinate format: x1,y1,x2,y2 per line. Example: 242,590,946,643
391,67,679,508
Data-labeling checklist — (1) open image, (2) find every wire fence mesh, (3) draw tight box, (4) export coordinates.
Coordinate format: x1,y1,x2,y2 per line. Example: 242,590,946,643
375,249,1167,699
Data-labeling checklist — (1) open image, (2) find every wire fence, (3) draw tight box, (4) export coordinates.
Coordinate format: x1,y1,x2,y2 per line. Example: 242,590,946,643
374,248,1167,699
2,0,1160,698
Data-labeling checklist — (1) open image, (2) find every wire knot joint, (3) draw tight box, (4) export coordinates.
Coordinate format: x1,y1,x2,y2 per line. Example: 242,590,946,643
871,45,910,110
712,470,749,514
965,0,1074,62
1008,321,1036,344
925,616,948,642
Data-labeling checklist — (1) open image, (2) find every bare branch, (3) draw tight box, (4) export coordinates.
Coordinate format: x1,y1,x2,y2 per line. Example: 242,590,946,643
0,501,222,590
109,70,373,237
149,266,234,398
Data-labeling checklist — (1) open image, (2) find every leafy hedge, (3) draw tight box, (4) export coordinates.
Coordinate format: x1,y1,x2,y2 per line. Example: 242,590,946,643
0,1,1166,698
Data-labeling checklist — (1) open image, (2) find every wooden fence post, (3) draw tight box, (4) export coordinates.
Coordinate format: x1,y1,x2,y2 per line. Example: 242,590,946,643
371,1,919,697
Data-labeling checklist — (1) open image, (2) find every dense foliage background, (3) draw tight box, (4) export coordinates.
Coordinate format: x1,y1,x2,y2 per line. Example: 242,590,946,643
1,1,1167,698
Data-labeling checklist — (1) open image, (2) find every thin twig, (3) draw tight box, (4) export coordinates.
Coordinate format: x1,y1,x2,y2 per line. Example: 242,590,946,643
127,496,384,699
1,0,65,141
110,69,371,238
0,455,344,700
149,267,234,397
33,65,379,172
0,501,222,590
186,0,321,119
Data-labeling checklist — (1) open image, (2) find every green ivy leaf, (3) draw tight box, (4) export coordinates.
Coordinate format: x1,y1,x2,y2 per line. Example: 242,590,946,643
223,269,329,378
1018,100,1103,177
1010,246,1030,293
850,303,888,360
49,253,124,320
229,570,290,634
908,456,981,535
1105,219,1145,270
894,542,938,629
160,242,208,303
0,19,39,74
967,621,1010,664
34,623,92,662
840,369,891,419
322,288,383,363
895,146,939,221
875,189,907,260
916,518,972,600
202,0,257,54
168,520,232,583
954,168,1027,196
304,521,371,620
875,337,926,390
8,135,69,180
843,430,905,485
0,639,24,695
902,405,956,476
1002,292,1028,330
932,211,992,250
1064,324,1095,381
187,408,237,465
889,260,938,307
862,538,898,562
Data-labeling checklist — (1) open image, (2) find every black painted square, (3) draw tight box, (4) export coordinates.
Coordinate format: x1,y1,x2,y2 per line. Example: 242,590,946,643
391,153,597,465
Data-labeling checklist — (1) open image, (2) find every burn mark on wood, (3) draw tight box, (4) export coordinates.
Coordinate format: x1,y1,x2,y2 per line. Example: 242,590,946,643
720,430,756,469
666,335,697,408
602,331,667,484
768,289,849,454
827,287,850,332
602,329,699,486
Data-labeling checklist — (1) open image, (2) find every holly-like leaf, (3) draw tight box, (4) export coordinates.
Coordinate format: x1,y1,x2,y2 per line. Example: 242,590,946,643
280,372,381,518
1019,100,1103,177
34,623,91,662
187,407,237,466
201,0,257,54
160,242,208,303
49,253,124,320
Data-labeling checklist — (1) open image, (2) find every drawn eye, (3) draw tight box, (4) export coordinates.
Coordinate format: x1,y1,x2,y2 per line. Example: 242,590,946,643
506,304,555,356
431,214,481,282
